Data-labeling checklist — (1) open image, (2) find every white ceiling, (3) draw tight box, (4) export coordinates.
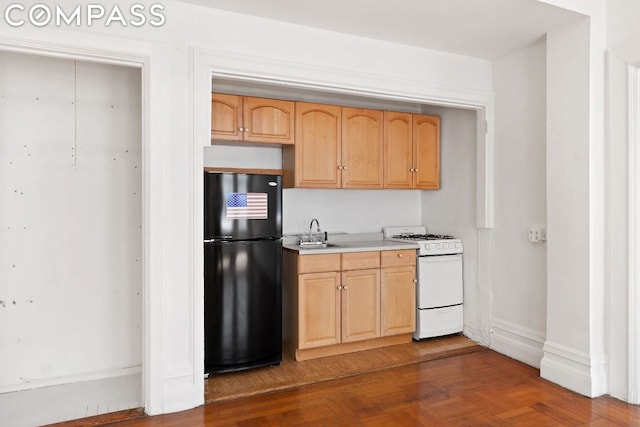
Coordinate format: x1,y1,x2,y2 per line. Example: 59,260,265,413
178,0,585,59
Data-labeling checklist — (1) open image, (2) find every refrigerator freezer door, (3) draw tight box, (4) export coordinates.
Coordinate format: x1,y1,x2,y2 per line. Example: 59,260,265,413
204,172,282,240
204,239,282,374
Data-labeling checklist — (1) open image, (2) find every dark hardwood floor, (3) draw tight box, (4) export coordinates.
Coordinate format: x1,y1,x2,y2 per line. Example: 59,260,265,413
51,346,640,426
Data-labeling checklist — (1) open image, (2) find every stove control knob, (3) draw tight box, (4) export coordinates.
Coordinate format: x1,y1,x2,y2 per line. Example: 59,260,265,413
425,243,431,250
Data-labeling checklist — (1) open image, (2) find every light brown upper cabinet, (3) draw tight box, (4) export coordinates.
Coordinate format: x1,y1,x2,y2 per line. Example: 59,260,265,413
341,107,384,189
283,103,384,189
211,93,295,145
383,111,413,188
384,112,440,189
283,102,342,188
413,114,440,189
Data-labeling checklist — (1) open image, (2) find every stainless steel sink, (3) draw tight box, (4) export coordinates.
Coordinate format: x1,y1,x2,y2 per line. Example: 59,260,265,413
297,241,341,249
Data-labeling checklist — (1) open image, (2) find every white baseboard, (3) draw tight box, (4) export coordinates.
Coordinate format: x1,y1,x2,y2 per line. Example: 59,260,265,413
0,372,142,427
463,324,486,346
159,372,203,415
490,318,545,368
540,341,607,397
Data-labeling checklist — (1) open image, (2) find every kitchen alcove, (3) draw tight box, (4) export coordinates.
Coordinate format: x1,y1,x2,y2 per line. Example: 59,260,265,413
203,76,481,401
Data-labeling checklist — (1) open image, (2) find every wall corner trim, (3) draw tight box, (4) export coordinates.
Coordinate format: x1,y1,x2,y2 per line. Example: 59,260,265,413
540,341,607,397
627,63,640,405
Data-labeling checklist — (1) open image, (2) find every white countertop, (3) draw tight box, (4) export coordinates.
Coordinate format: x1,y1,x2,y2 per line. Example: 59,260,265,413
282,232,419,254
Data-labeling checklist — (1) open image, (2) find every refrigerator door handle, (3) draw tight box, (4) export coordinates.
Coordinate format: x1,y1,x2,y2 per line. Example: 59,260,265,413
204,236,234,243
204,237,281,244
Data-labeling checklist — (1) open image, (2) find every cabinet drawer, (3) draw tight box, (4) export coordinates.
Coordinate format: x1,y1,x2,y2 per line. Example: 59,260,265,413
381,250,416,268
298,253,341,274
341,251,380,270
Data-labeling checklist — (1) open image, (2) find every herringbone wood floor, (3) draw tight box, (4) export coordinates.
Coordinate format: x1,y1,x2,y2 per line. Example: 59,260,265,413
51,347,640,426
206,334,479,403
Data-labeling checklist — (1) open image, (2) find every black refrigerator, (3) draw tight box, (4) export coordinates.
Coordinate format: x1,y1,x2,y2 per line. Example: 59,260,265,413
204,171,282,374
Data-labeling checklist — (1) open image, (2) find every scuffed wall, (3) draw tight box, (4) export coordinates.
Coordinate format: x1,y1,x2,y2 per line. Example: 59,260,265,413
0,51,142,424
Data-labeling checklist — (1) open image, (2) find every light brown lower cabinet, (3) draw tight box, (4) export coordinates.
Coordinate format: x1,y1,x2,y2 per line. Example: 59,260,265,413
283,249,416,361
297,271,341,349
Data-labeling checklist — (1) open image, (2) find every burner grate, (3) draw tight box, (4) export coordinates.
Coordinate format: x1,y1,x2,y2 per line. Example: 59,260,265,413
391,233,455,240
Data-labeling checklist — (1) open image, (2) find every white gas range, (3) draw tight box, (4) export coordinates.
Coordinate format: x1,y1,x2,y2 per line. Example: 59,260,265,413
383,226,464,340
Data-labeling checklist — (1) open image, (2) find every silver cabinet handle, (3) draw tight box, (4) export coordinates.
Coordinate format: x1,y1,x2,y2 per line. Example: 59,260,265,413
413,279,418,283
343,165,347,170
337,285,343,290
343,285,348,290
398,253,403,258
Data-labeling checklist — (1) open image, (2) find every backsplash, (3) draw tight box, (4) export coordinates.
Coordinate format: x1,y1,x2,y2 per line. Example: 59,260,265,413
283,188,420,235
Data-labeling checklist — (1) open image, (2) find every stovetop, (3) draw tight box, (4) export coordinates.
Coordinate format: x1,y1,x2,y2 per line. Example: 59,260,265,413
390,233,455,241
383,226,463,255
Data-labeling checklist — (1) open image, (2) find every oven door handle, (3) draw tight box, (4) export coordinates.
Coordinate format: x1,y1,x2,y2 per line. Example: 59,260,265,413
419,254,462,262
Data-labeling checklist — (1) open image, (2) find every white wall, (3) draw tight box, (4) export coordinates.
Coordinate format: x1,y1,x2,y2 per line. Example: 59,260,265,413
606,52,631,402
542,17,604,396
490,40,547,367
605,0,640,404
283,189,420,235
607,0,640,62
419,106,479,338
0,52,142,425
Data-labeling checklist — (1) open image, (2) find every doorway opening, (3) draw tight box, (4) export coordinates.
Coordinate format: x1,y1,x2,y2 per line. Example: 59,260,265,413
0,50,144,425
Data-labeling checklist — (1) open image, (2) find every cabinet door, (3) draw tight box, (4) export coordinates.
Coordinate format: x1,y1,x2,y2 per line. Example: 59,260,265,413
294,102,342,188
381,266,416,336
384,111,413,189
298,272,341,349
243,97,295,145
341,268,380,343
211,93,242,141
342,107,383,189
413,114,440,189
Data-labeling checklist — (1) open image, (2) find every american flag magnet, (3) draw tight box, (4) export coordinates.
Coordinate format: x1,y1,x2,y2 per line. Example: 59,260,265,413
226,193,268,219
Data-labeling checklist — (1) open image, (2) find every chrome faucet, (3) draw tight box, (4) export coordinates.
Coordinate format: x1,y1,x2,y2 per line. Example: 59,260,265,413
309,218,321,242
